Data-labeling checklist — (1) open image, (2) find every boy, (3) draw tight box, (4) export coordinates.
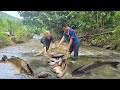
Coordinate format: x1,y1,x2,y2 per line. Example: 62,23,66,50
57,23,80,59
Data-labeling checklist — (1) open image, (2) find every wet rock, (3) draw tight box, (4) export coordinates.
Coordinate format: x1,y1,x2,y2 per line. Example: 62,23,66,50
105,44,117,50
34,72,49,78
33,71,57,79
91,39,103,47
91,39,100,46
91,39,97,46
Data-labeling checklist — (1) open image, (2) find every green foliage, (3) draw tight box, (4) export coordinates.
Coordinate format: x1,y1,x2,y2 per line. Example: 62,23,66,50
0,15,32,47
112,26,120,40
0,18,4,26
40,28,48,35
18,11,116,33
17,11,120,51
13,24,32,43
15,29,28,42
0,32,12,46
6,19,13,27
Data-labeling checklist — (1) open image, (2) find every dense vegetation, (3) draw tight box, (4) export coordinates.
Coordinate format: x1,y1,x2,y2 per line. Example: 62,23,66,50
0,12,33,48
0,11,120,51
18,11,120,51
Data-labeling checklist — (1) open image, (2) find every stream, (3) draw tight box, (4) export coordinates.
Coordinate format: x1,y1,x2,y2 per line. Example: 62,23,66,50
0,34,120,79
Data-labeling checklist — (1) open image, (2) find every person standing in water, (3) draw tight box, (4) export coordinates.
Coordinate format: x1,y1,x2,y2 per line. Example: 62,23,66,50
57,23,80,60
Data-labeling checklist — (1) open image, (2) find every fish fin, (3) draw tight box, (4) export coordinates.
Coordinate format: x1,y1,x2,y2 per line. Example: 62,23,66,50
21,59,34,76
26,63,34,75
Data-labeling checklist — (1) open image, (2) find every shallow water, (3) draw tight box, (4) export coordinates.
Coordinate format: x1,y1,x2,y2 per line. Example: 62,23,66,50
0,63,29,79
0,35,120,79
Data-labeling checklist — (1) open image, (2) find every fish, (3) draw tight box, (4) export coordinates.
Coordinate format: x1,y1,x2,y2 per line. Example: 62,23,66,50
48,46,69,59
72,60,120,77
1,55,34,76
50,54,64,58
47,57,67,78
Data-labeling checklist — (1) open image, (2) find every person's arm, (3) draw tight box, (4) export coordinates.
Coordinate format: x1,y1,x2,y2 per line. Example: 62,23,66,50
34,37,47,56
67,38,73,50
57,36,65,47
34,46,47,56
43,47,47,55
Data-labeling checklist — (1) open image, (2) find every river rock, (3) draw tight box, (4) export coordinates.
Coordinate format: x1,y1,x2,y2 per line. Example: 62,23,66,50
105,45,116,50
91,39,99,46
34,72,49,78
91,39,104,48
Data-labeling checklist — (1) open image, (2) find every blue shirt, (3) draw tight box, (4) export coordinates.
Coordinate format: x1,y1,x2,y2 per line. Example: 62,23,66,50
63,28,80,47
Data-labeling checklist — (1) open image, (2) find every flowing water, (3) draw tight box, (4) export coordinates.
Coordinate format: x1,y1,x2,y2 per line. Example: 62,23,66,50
0,34,120,79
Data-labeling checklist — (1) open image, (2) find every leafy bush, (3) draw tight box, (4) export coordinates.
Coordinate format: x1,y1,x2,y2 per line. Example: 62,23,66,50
0,32,12,46
14,26,30,43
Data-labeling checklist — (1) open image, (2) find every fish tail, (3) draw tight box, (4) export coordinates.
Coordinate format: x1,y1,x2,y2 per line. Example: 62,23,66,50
26,63,34,75
63,63,67,73
21,59,34,76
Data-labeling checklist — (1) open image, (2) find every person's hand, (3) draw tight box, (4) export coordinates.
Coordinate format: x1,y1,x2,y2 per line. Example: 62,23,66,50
51,46,55,49
44,51,48,56
56,45,60,48
65,47,69,52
